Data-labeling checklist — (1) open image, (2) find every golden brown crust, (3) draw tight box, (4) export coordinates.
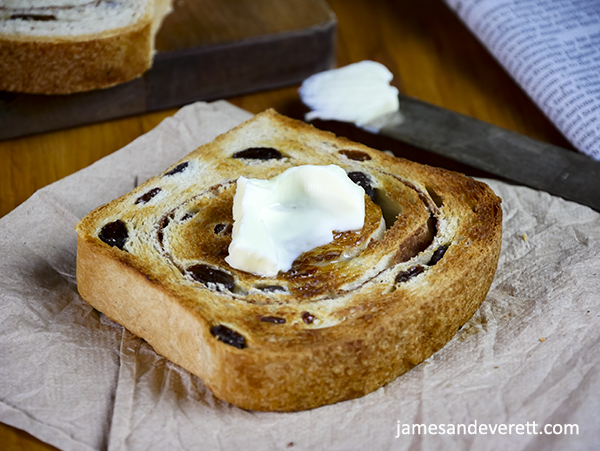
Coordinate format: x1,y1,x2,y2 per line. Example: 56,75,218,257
0,26,151,94
75,109,503,411
0,0,172,94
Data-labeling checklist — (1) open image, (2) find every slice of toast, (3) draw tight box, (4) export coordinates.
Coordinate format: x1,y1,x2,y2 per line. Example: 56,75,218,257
0,0,172,94
75,109,503,411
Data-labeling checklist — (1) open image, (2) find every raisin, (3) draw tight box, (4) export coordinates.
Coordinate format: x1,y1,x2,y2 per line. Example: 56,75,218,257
99,220,128,250
426,186,444,208
187,264,235,292
347,171,376,201
428,245,449,266
339,149,372,161
165,162,188,176
135,187,161,204
210,325,246,349
232,147,283,160
395,265,425,284
301,311,315,324
157,213,173,246
214,223,232,235
260,316,286,324
10,14,56,21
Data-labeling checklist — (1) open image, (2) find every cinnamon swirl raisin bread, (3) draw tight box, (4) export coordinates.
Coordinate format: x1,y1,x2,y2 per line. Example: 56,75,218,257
0,0,172,94
75,109,502,411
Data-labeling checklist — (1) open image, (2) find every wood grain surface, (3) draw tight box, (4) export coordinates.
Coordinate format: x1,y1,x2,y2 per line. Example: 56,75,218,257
0,0,335,140
0,0,575,449
155,0,335,49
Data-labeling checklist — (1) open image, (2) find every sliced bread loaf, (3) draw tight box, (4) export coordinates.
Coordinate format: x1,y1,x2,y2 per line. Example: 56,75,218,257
0,0,172,94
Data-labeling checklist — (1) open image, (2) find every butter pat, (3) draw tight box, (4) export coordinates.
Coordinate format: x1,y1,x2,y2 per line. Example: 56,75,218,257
299,61,400,129
225,165,365,277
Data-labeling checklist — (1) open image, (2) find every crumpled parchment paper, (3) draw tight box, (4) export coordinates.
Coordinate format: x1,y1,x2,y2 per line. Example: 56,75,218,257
1,101,599,451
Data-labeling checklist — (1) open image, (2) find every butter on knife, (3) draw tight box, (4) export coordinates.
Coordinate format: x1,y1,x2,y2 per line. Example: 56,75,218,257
299,60,402,132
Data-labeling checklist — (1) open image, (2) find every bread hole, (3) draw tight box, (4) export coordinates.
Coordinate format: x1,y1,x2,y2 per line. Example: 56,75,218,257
257,284,286,293
373,188,404,229
426,215,438,241
9,14,57,21
426,186,444,208
460,193,478,213
338,149,372,161
210,325,246,349
157,212,175,246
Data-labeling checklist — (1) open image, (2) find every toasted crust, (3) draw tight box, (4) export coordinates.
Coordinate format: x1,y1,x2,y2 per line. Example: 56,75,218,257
75,109,503,411
0,0,172,94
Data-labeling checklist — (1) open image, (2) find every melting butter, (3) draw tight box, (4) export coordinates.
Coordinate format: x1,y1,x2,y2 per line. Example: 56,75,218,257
225,165,365,277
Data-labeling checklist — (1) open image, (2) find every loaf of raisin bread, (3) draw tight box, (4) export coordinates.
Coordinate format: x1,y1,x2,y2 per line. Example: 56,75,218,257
75,109,503,411
0,0,172,94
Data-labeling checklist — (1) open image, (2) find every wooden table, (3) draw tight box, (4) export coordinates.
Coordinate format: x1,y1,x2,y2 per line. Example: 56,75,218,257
0,0,575,449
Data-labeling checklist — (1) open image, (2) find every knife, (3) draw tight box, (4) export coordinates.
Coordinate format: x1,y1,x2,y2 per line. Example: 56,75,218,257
371,94,600,212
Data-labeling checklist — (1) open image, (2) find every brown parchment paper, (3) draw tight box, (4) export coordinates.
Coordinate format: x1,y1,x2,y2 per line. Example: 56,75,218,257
1,101,599,451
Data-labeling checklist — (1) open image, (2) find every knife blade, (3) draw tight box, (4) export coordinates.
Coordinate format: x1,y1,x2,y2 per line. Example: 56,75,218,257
373,94,600,212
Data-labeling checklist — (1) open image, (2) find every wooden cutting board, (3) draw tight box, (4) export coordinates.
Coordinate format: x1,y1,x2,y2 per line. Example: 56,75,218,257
0,0,336,140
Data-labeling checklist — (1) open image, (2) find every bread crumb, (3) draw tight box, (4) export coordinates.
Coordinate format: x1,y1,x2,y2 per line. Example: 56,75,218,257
522,233,528,242
539,337,546,342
